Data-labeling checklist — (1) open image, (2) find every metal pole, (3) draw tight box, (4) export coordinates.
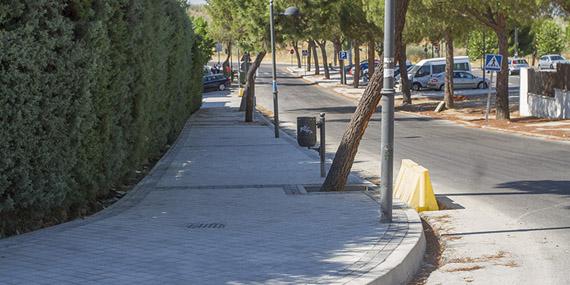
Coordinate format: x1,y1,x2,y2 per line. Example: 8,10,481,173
380,0,395,223
319,113,326,177
485,71,494,122
270,0,280,138
482,32,486,85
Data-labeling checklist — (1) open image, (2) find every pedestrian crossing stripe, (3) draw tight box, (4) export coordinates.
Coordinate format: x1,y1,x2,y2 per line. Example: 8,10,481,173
485,54,503,72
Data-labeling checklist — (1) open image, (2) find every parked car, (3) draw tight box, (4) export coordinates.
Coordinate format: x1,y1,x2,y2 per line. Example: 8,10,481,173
508,58,530,75
347,60,381,75
538,54,569,70
427,71,490,91
362,63,413,82
402,56,472,91
203,74,230,92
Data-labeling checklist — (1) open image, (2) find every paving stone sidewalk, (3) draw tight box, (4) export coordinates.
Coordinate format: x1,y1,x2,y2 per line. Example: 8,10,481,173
0,90,424,285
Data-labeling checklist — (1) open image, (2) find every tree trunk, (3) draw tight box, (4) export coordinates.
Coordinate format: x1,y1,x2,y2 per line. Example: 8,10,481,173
368,40,375,77
293,41,301,68
321,61,384,192
310,40,320,75
395,0,411,104
243,51,267,122
353,41,361,88
444,31,455,109
333,39,341,67
495,13,510,120
317,40,330,79
307,41,312,71
222,42,232,76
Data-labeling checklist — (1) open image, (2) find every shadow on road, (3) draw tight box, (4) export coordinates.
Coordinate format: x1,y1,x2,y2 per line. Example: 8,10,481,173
495,180,570,196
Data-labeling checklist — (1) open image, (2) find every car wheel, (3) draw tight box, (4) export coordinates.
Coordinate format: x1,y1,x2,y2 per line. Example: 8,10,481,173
439,84,444,91
478,82,488,89
219,84,226,91
412,83,422,91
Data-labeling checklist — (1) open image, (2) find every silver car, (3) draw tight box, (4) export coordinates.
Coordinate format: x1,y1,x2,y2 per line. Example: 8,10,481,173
508,58,530,75
427,71,490,91
538,54,568,70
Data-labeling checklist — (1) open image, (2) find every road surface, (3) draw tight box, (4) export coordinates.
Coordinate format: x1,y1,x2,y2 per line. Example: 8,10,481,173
254,63,570,284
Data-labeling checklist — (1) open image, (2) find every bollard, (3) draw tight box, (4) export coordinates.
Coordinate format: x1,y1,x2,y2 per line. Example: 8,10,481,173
318,113,326,177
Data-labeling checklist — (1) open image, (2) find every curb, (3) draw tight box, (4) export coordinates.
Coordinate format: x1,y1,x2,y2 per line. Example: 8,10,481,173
254,106,426,285
357,203,427,285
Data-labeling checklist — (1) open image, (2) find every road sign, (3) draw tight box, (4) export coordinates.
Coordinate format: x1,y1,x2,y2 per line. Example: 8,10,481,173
215,43,223,52
290,49,295,55
339,51,348,61
485,54,503,72
302,50,309,57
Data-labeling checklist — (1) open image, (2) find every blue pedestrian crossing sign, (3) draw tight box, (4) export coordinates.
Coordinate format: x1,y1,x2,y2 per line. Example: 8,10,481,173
485,54,503,72
339,51,348,61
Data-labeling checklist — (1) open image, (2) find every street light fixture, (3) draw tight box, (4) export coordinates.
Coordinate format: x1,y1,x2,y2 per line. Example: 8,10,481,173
380,0,395,223
269,1,299,138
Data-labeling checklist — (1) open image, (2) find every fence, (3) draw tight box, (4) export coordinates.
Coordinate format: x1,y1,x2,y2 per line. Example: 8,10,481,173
520,65,570,119
527,64,570,97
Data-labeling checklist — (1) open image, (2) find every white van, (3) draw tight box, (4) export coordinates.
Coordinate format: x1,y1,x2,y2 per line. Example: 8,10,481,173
406,56,471,91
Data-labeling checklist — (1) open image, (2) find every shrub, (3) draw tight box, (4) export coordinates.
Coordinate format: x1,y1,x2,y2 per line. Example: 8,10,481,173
0,0,208,237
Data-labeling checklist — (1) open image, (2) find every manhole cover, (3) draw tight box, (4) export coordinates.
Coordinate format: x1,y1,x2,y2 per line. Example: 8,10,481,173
187,223,225,229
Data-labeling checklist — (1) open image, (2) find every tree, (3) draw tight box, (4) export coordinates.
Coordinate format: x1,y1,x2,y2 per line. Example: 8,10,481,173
466,30,498,61
206,0,236,74
321,0,392,192
209,0,273,121
455,1,540,120
321,64,384,192
339,0,379,88
395,0,412,104
411,0,472,109
363,0,411,103
535,20,565,56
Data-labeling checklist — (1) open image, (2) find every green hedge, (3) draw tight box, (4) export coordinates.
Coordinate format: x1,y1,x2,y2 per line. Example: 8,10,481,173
0,0,208,237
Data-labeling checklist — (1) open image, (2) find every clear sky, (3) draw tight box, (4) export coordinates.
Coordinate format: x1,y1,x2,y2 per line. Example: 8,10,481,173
188,0,207,4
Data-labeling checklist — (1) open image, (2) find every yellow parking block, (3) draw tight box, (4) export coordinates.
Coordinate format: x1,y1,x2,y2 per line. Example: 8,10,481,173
238,87,244,97
394,159,439,212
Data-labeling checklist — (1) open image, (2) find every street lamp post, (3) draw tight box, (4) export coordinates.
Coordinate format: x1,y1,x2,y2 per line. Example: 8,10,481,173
269,2,299,138
380,0,395,223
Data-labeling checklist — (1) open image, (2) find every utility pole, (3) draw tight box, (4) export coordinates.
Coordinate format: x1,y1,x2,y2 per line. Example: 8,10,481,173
482,31,486,86
380,0,395,223
269,0,280,138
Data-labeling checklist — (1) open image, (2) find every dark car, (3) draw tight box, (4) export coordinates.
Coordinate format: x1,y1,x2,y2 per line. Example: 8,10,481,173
203,74,230,92
347,60,381,75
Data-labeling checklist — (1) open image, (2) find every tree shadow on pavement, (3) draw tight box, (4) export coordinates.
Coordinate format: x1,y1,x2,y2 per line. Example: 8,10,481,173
495,180,570,196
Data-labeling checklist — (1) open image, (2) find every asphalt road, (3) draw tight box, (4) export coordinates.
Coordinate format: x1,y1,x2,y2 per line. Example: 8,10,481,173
254,63,570,283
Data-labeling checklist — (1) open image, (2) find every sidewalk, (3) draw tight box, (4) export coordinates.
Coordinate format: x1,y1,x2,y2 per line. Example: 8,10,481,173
0,90,424,284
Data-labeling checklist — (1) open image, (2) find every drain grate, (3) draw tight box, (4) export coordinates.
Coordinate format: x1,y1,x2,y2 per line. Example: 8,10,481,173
187,223,225,229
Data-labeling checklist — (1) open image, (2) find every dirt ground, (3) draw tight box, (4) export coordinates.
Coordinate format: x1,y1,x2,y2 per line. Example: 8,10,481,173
396,96,570,141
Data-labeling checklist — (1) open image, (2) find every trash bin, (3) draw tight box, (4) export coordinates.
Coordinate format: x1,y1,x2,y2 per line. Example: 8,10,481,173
297,117,317,147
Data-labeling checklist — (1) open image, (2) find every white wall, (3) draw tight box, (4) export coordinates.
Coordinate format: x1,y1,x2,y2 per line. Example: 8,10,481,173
520,68,570,119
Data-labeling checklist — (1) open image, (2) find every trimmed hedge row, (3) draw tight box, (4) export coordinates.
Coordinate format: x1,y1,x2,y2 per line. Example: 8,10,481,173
0,0,208,237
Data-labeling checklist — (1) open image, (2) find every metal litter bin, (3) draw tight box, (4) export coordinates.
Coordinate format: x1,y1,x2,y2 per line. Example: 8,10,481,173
297,117,317,147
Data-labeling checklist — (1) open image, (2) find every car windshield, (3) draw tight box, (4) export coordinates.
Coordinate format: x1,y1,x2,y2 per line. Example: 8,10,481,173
409,65,421,75
551,55,565,61
514,59,528,65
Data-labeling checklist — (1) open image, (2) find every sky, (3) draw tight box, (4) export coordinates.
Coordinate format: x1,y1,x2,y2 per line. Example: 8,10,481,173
188,0,207,4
